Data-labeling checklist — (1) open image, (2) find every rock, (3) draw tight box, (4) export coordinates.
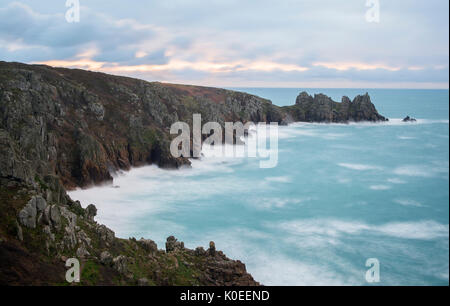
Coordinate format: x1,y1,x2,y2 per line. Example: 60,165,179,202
35,196,47,213
63,225,78,250
76,245,90,258
50,205,61,227
85,204,97,221
295,91,314,105
15,221,23,241
138,278,149,286
70,200,83,212
113,255,128,274
18,197,37,228
287,91,387,123
42,225,55,241
165,236,184,253
97,224,115,245
195,246,206,256
138,238,158,254
100,251,113,266
60,206,77,228
41,205,51,225
77,230,91,248
208,241,216,256
402,116,417,122
88,102,105,121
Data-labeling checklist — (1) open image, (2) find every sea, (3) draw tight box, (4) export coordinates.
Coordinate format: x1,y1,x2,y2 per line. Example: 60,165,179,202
69,88,449,286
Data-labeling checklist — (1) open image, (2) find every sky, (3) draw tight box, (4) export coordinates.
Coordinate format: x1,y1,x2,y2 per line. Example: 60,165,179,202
0,0,448,88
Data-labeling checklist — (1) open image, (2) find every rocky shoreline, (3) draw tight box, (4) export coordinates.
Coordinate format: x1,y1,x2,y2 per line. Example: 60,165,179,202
0,61,388,285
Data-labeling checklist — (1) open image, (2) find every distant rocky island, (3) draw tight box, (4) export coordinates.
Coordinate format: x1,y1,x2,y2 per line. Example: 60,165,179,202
0,61,387,285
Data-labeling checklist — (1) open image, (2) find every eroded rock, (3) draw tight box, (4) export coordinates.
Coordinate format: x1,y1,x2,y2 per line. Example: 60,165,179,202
165,236,184,253
18,197,37,228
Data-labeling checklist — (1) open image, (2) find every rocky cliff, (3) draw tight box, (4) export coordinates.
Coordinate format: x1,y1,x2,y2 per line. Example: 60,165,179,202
0,61,285,190
0,179,257,285
0,61,387,286
283,91,387,123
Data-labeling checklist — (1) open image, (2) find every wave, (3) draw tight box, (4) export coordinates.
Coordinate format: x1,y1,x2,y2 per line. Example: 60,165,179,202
338,163,382,171
274,218,449,240
393,164,449,178
394,199,425,207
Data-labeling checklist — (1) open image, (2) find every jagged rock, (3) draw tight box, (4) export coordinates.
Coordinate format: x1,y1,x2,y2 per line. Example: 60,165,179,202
35,196,47,213
286,91,387,123
60,206,77,225
165,236,184,253
63,225,77,250
138,238,158,254
18,197,37,228
85,204,97,221
50,205,61,228
208,241,216,256
97,224,115,245
70,200,83,212
76,245,90,258
195,246,206,256
113,255,128,274
77,230,91,248
42,225,55,241
41,205,51,225
88,102,105,121
402,116,417,122
100,251,113,266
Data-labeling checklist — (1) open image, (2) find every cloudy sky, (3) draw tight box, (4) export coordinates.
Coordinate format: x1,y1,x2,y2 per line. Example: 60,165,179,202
0,0,448,88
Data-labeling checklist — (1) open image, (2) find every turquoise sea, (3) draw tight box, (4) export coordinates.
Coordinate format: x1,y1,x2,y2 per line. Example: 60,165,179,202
70,89,449,285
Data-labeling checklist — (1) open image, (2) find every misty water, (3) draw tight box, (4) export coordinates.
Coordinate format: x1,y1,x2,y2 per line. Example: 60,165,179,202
69,89,449,285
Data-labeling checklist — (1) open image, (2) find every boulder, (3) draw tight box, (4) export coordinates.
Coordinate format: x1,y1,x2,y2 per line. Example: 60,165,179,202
165,236,184,253
138,238,158,254
50,205,61,227
86,204,97,221
402,116,417,122
76,245,90,258
100,251,113,266
97,224,115,244
35,196,47,213
208,241,216,256
18,197,37,228
195,246,206,256
113,255,128,274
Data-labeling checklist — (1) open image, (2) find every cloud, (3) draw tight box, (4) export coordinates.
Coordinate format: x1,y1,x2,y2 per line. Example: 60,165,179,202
0,0,448,87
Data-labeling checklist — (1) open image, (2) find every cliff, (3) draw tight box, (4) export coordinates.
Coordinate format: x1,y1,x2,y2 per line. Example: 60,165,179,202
0,61,387,286
0,61,285,190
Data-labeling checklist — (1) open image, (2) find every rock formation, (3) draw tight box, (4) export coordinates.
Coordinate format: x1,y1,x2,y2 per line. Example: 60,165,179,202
282,91,387,123
402,116,417,122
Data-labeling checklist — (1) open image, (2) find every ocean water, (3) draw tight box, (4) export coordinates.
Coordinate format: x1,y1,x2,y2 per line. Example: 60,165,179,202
69,89,449,286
